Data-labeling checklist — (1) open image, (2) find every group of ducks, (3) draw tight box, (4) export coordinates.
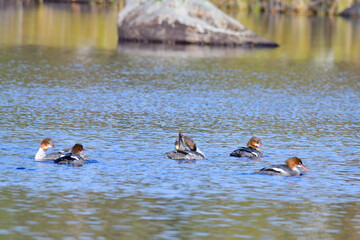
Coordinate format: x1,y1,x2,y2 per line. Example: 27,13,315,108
35,133,309,176
165,133,309,177
35,138,86,166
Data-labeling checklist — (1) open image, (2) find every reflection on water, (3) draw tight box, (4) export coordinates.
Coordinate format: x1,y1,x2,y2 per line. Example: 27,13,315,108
235,12,360,63
1,187,360,239
0,1,119,49
0,2,360,240
0,1,359,62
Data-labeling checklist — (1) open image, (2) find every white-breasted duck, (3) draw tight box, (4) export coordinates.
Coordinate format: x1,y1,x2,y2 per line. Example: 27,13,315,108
35,138,87,161
35,137,57,161
256,157,309,176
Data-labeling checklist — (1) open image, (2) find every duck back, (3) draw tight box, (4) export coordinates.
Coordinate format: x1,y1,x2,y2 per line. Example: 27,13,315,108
256,164,297,176
165,150,205,160
54,153,85,166
230,147,264,158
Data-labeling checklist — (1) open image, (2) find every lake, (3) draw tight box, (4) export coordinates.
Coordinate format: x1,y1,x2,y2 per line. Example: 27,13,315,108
0,2,359,239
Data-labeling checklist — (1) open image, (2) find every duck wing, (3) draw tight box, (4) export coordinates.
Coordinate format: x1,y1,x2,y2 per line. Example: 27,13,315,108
230,147,259,157
54,153,85,166
43,146,73,161
179,132,197,151
257,165,290,176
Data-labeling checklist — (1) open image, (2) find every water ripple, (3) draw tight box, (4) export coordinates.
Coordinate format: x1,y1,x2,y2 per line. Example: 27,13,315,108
0,46,359,239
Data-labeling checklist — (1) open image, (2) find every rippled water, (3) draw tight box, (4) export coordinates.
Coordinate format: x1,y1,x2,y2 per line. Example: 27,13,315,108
1,2,360,240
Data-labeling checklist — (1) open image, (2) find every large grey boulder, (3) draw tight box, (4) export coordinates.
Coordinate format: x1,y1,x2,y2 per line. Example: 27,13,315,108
339,4,360,18
117,0,279,47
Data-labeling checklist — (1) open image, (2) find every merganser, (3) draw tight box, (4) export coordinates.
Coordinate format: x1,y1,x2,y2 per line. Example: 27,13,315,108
256,157,309,176
54,143,85,166
35,138,87,161
35,137,57,161
165,132,206,160
230,137,265,158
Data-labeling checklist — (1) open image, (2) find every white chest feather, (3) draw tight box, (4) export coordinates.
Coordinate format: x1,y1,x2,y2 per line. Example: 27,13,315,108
35,148,46,161
292,167,300,176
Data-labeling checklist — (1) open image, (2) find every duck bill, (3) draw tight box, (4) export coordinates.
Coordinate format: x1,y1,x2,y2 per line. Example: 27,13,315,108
259,143,264,146
300,165,309,170
51,145,56,149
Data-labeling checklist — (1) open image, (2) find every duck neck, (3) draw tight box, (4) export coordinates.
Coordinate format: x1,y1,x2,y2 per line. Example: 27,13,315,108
287,162,298,171
247,143,257,150
291,167,300,175
35,148,46,161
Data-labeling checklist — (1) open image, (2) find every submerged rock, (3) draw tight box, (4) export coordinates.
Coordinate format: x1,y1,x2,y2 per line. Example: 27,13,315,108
117,0,279,47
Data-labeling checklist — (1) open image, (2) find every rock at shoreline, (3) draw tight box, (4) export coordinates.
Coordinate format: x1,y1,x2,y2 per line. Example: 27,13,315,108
117,0,279,48
339,4,360,18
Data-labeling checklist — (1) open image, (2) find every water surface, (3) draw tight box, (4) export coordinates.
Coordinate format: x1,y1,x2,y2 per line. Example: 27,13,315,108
0,2,360,239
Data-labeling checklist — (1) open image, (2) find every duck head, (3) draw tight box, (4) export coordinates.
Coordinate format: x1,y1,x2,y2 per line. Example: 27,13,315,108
71,143,84,155
40,137,56,150
247,137,263,150
285,157,309,170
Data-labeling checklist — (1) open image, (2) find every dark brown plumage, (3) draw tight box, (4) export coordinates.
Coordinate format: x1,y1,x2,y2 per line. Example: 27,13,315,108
71,143,84,154
179,132,197,151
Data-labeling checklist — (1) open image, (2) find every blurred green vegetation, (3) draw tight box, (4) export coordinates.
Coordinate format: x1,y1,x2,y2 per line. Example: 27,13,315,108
210,0,358,15
0,2,120,49
2,0,359,63
3,0,359,16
